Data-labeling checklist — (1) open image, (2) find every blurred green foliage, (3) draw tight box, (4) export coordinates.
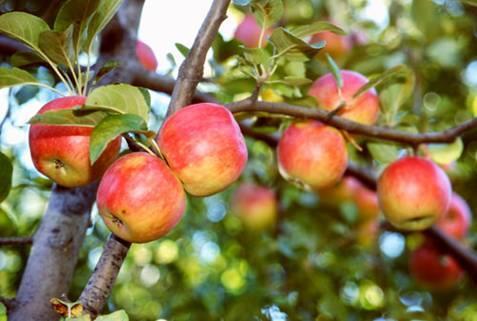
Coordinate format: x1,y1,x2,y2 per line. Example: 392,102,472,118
1,0,477,320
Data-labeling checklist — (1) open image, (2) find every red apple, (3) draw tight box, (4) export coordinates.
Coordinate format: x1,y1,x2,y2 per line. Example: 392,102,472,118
436,193,472,240
234,14,271,48
310,31,352,58
317,176,361,206
354,184,380,222
308,70,380,125
409,240,463,290
231,183,277,230
96,152,186,243
277,121,348,190
157,103,248,196
136,40,158,71
29,96,121,188
377,157,452,231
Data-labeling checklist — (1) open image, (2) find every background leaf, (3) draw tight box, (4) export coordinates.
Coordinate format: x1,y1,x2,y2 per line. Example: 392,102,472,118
291,21,346,38
0,67,39,89
0,152,12,203
84,0,123,51
95,310,129,321
39,26,75,66
90,114,147,164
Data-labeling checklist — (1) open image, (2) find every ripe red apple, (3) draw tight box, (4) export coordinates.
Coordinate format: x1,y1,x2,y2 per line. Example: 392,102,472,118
136,40,158,71
96,152,186,243
234,14,271,48
157,103,248,196
231,183,277,230
354,184,380,222
377,156,452,231
277,121,348,190
436,193,472,240
409,240,463,290
308,70,380,125
29,96,121,188
310,31,352,58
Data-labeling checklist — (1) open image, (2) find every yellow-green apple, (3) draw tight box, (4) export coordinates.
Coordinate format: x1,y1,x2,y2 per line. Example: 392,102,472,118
354,183,380,222
310,31,352,58
436,193,472,240
96,152,186,243
277,121,348,190
409,240,463,291
157,103,248,196
29,96,121,188
308,70,380,125
234,14,271,48
136,40,158,71
377,156,452,231
317,176,361,206
231,183,277,230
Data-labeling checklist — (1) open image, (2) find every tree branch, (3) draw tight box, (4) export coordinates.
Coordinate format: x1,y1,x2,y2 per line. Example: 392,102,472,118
0,237,32,246
165,0,231,116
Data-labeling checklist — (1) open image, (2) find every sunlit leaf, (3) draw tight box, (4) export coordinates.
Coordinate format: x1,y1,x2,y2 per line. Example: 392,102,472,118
428,138,464,165
84,0,123,51
0,67,39,89
326,54,342,88
353,65,412,99
290,21,346,38
29,109,109,127
86,84,150,122
269,27,324,58
39,26,75,66
0,152,12,203
253,0,284,28
90,114,146,164
175,43,190,58
95,310,129,321
367,142,402,164
0,303,6,321
242,47,271,65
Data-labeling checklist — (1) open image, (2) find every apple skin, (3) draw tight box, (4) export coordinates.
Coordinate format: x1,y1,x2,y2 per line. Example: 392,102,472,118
308,70,380,125
157,103,248,196
377,157,452,231
409,240,463,291
96,152,186,243
234,14,271,48
29,96,121,188
231,183,277,230
354,184,380,222
136,40,158,71
317,176,361,206
277,121,348,190
310,31,352,58
436,193,472,240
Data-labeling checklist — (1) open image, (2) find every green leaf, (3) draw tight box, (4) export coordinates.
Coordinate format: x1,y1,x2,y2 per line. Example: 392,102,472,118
462,0,477,5
95,310,129,321
86,84,150,122
0,67,39,89
353,65,413,99
0,12,50,54
242,47,271,65
175,43,190,58
290,21,346,38
0,152,12,203
29,109,109,127
55,0,100,31
269,28,324,58
233,0,252,5
10,51,44,67
428,138,464,165
253,0,284,28
90,114,146,164
326,54,342,88
367,142,401,164
39,26,75,66
279,76,312,86
65,316,91,321
0,302,6,321
84,0,123,51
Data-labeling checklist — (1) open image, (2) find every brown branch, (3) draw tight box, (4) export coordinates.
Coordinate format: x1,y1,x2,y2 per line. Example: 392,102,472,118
0,237,32,246
165,0,231,116
79,235,131,318
227,100,477,145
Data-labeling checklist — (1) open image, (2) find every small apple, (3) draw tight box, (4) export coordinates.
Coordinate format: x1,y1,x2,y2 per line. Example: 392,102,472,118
310,31,352,58
317,176,361,206
157,103,248,196
409,240,463,290
377,157,452,231
231,183,277,230
136,40,158,71
308,70,380,125
96,152,186,243
277,121,348,190
234,14,271,48
354,184,380,222
436,193,472,240
29,96,121,188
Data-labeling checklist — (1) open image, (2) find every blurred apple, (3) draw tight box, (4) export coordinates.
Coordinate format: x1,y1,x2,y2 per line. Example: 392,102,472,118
234,14,272,48
136,40,158,71
436,193,472,240
310,31,352,58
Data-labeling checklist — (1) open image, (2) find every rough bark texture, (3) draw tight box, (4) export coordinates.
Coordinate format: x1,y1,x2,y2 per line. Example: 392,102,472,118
9,183,97,321
79,235,130,318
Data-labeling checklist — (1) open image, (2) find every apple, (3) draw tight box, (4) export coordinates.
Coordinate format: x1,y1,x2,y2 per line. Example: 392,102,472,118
96,152,186,243
231,183,277,230
157,103,248,196
136,40,158,71
436,193,472,240
310,31,352,58
234,14,271,48
29,96,121,188
377,156,452,231
354,184,380,222
409,240,463,290
308,70,380,125
317,176,361,206
277,121,348,190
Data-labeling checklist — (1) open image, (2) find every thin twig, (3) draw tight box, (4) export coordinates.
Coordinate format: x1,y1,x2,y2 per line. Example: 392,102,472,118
0,237,33,246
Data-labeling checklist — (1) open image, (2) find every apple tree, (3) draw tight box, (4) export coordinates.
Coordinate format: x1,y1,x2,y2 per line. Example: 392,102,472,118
0,0,477,320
